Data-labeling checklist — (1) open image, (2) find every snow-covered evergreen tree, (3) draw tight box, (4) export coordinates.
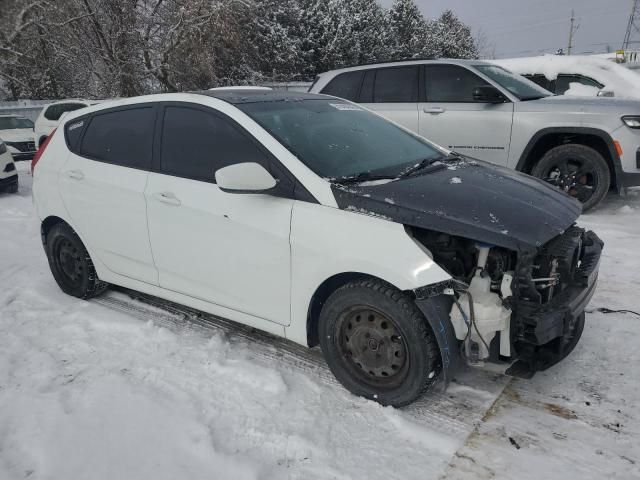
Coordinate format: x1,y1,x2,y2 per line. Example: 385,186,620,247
430,10,479,59
387,0,435,59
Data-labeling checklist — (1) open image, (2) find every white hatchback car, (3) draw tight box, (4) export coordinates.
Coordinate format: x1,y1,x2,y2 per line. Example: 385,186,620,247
32,91,602,406
34,100,96,148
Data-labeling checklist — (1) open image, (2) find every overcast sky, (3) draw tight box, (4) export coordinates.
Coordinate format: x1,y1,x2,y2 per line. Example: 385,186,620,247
380,0,635,58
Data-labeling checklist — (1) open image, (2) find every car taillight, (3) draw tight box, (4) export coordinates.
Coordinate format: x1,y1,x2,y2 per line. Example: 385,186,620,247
31,128,56,173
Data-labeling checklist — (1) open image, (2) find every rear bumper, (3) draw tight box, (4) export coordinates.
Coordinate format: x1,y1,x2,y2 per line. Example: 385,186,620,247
620,171,640,188
507,230,603,376
0,173,18,190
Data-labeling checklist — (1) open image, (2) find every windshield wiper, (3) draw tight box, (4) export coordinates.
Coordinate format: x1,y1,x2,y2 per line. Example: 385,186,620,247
398,156,446,178
334,172,397,185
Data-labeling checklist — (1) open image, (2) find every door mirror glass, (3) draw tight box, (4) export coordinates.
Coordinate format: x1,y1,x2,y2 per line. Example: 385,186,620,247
215,162,277,194
472,85,506,103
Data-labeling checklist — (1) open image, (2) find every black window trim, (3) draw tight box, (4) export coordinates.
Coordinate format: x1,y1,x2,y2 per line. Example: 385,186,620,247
423,64,497,104
74,103,159,172
154,101,316,203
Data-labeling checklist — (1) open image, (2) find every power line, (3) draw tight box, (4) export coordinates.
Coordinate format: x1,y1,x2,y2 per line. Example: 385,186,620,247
623,0,640,49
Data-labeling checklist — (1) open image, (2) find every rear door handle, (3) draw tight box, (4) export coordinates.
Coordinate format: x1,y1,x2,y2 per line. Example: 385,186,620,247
423,107,446,114
66,170,84,180
154,192,181,206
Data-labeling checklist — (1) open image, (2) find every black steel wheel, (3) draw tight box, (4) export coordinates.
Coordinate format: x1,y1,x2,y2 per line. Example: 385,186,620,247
45,222,108,299
336,306,410,388
319,278,440,407
531,144,610,212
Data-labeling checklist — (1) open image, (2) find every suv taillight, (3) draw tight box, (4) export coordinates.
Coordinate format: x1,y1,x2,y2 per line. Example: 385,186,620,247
31,129,56,173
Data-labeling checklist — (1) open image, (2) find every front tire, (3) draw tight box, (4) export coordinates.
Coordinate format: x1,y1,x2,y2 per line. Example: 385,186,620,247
45,223,108,299
319,279,440,407
531,144,610,212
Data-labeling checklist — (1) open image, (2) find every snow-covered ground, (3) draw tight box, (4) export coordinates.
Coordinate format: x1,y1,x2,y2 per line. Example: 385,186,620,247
1,162,639,479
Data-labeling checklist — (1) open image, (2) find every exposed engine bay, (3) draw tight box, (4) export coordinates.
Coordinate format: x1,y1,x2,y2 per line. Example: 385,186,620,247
410,225,604,379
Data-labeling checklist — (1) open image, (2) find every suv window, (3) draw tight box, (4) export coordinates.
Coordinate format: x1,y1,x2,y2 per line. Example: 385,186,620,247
44,103,86,121
524,74,552,91
321,71,364,101
555,74,603,94
425,65,489,102
80,107,155,169
373,67,419,102
160,106,267,182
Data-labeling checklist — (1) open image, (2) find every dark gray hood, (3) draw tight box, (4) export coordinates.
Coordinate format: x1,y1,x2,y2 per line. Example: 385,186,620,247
332,159,582,251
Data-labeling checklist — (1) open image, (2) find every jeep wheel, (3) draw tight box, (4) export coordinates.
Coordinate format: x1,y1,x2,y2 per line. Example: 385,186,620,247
531,144,610,212
319,279,440,407
46,223,108,299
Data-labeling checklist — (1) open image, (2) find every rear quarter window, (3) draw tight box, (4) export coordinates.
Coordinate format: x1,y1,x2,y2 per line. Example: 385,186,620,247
64,118,87,152
320,71,364,101
79,107,155,170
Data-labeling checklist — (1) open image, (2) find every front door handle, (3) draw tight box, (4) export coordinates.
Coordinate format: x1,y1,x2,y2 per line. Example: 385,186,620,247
154,192,181,206
423,107,446,114
66,170,84,180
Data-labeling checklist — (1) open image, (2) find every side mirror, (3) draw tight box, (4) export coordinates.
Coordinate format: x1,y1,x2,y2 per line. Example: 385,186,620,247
473,85,507,103
215,162,278,194
597,90,614,98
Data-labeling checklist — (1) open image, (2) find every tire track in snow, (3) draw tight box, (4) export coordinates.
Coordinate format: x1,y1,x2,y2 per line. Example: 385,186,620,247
92,287,511,440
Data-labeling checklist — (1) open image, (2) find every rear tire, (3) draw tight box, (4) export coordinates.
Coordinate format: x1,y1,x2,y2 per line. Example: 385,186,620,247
319,279,440,407
7,181,18,194
531,144,610,212
45,223,108,299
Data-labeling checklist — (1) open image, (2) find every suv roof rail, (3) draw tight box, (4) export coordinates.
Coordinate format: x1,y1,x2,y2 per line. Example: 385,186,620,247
333,56,439,71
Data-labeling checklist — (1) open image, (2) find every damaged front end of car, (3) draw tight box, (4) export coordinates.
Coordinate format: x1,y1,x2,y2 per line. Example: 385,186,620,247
330,157,604,386
411,225,603,385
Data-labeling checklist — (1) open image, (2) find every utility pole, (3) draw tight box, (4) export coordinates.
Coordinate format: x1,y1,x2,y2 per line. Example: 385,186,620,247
567,10,578,55
623,0,640,50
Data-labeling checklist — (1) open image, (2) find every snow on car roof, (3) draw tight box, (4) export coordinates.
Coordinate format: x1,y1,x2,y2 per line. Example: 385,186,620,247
195,89,326,104
491,54,640,98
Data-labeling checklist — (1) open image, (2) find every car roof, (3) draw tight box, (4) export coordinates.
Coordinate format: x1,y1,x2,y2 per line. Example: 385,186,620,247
320,58,491,76
194,89,327,104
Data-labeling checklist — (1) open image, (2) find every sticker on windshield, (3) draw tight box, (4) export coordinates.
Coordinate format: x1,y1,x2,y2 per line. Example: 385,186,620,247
68,120,84,131
330,103,363,111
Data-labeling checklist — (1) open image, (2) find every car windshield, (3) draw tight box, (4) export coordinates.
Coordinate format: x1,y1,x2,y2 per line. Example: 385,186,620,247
0,116,34,129
474,64,553,101
239,99,445,179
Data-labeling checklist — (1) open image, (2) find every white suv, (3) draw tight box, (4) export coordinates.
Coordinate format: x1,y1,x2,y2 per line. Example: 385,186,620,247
310,59,640,211
32,90,602,406
34,100,95,148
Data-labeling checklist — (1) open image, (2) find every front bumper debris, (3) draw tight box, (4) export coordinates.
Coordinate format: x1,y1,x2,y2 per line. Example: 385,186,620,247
507,230,603,378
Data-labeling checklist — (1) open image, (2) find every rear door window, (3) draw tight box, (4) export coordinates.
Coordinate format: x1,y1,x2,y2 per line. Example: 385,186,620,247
373,67,419,102
320,71,364,101
555,74,603,94
425,65,490,102
80,107,155,170
159,105,267,182
524,74,552,91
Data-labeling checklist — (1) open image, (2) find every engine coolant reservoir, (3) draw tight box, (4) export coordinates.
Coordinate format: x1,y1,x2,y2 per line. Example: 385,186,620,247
450,246,512,362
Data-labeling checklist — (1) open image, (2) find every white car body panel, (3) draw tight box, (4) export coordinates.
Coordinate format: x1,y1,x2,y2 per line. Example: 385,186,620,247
58,155,158,285
145,171,294,325
286,201,450,345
